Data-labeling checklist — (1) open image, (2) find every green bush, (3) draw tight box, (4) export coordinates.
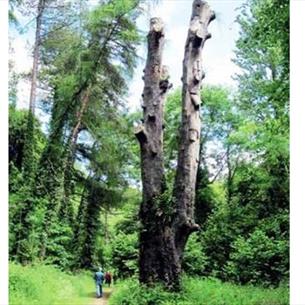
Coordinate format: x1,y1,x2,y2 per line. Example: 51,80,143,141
182,233,208,276
111,232,138,278
9,262,93,305
225,228,289,286
109,279,179,305
109,277,289,305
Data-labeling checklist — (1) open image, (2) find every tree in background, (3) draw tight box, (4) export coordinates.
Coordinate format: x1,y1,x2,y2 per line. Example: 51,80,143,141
195,0,289,286
10,0,142,267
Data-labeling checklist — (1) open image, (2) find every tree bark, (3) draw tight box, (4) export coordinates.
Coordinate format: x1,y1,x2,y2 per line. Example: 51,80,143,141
60,87,91,225
136,17,175,288
29,0,45,115
136,0,215,290
21,0,46,179
173,0,215,260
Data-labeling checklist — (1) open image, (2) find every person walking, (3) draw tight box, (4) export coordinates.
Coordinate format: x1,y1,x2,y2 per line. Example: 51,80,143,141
94,267,104,298
105,271,112,287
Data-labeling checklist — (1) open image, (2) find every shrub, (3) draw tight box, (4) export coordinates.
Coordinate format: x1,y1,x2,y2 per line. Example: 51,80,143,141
109,276,289,305
182,233,208,276
111,232,138,278
224,228,289,286
109,279,180,305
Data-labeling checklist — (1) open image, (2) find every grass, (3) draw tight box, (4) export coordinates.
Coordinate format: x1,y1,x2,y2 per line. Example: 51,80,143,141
109,276,289,305
9,262,289,305
9,262,95,305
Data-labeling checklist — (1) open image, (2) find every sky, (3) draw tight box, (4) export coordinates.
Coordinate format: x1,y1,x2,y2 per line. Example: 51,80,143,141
127,0,244,111
11,0,244,113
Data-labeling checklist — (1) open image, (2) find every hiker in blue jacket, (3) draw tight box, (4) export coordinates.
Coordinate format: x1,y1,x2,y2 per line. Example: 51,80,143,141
94,267,104,298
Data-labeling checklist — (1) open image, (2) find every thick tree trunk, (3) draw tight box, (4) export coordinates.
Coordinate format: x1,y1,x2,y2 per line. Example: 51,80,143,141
136,0,215,290
135,17,176,288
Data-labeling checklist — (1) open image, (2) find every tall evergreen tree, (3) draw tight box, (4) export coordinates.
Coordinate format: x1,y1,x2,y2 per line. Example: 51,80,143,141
15,0,141,265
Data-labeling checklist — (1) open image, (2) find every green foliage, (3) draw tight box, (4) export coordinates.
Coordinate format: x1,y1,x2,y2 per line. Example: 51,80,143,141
9,106,45,170
182,233,207,276
114,188,141,234
9,0,289,293
225,223,288,287
44,223,74,269
9,262,93,305
154,187,175,223
109,277,289,305
200,202,234,279
111,232,138,278
9,106,47,262
164,89,181,168
191,0,289,288
72,179,107,270
109,279,176,305
200,164,288,284
9,0,143,267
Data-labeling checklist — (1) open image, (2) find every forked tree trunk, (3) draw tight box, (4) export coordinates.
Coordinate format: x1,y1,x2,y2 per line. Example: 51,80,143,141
136,0,215,290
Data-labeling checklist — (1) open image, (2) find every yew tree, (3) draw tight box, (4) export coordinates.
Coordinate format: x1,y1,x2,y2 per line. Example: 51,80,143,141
135,0,215,290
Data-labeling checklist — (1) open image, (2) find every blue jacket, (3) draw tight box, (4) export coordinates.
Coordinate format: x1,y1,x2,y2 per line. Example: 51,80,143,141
94,271,104,285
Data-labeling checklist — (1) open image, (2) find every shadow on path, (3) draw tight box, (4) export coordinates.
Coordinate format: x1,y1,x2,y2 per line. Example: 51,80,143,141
90,288,112,305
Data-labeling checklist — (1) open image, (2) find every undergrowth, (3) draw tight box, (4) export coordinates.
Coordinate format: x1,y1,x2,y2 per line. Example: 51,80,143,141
9,262,93,305
109,276,289,305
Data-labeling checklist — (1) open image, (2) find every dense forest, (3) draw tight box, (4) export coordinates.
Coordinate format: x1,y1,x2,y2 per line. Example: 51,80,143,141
8,0,289,304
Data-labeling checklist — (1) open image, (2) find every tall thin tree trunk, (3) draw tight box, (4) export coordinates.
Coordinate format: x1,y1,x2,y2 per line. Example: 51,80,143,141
60,88,91,224
173,0,215,259
70,87,91,144
226,145,233,204
15,1,47,263
21,0,46,180
104,208,109,243
136,0,215,290
29,0,45,115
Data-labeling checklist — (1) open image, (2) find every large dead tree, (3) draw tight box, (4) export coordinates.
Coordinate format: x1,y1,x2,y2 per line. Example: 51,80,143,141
135,0,215,290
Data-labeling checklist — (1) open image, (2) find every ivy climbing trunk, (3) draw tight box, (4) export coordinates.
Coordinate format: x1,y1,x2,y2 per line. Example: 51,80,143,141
60,87,91,225
136,0,215,290
22,0,46,179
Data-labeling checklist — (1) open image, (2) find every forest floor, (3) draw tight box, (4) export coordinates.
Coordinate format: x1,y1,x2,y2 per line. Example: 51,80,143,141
90,287,112,305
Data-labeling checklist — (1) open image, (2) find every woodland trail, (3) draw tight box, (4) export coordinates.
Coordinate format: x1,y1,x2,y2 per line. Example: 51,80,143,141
90,287,112,305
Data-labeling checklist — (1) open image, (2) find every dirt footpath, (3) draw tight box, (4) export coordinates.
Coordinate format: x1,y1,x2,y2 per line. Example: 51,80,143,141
90,288,112,305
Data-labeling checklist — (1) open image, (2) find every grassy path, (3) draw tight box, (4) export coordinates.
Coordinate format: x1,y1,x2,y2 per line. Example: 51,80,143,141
90,287,112,305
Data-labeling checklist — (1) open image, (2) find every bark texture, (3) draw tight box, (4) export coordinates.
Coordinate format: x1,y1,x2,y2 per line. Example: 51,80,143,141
61,88,91,226
29,0,46,115
136,17,175,287
173,0,215,260
136,0,215,290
